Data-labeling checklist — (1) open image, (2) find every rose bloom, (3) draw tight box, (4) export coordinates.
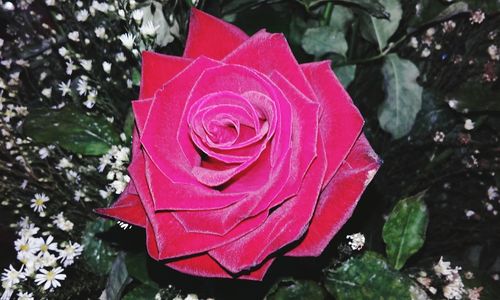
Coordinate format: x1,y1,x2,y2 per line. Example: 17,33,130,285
97,9,380,280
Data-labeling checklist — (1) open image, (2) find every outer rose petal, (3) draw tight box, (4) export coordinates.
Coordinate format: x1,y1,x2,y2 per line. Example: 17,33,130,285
139,51,191,99
224,30,315,100
167,254,274,281
94,183,147,228
301,61,364,187
209,135,327,273
286,134,381,257
184,8,249,60
132,98,153,136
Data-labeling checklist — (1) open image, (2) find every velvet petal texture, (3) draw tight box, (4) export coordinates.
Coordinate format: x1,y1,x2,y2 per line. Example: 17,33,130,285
97,8,380,281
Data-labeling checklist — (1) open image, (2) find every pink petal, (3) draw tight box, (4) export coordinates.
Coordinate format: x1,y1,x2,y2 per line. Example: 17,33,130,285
141,56,221,185
94,185,147,228
183,8,248,60
286,134,381,257
301,61,364,187
129,151,267,259
132,98,153,136
167,253,274,281
208,135,327,273
139,51,191,100
224,30,315,99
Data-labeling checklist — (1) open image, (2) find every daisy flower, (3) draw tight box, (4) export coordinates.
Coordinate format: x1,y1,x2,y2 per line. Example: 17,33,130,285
17,291,34,300
58,242,83,267
14,237,38,260
1,265,25,287
30,193,49,213
35,235,58,255
34,267,66,290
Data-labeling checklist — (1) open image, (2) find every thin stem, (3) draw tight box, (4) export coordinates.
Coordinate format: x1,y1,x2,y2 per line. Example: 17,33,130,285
321,2,334,26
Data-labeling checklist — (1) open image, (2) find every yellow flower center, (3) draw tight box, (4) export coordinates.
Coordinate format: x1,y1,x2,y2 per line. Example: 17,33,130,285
35,198,44,206
46,271,55,280
20,244,29,251
40,244,48,252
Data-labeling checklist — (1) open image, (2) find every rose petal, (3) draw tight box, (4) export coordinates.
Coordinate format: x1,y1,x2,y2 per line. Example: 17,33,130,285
167,253,274,281
224,30,315,99
95,183,147,228
132,98,153,136
139,51,192,100
184,8,249,60
286,134,381,257
301,61,364,187
141,56,221,185
208,135,327,273
129,151,267,259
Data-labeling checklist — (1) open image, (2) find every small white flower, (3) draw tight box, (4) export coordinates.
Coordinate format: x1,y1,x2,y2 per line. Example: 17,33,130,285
35,235,58,255
55,13,64,21
488,45,499,61
94,26,106,39
140,21,159,37
39,147,49,159
465,210,475,218
38,253,58,268
76,78,89,96
118,33,135,49
66,59,77,75
34,267,66,290
58,79,72,97
58,47,69,57
487,186,499,201
79,59,92,71
76,9,89,22
0,38,3,48
68,31,80,42
433,131,445,143
30,193,49,213
41,87,52,98
57,242,83,267
409,37,418,48
131,9,143,23
115,52,127,62
16,291,34,300
15,237,38,261
1,265,25,288
102,61,112,74
52,213,74,232
421,48,431,58
2,2,15,11
57,158,73,169
470,10,485,24
346,233,365,250
91,1,109,13
442,20,456,33
18,223,39,239
464,119,475,130
45,0,55,6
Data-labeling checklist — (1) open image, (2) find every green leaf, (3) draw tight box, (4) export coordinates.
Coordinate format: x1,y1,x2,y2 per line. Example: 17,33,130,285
123,284,159,300
410,1,469,26
306,0,389,19
82,219,117,274
382,192,429,270
378,54,423,139
266,278,327,300
23,107,120,156
360,0,402,52
302,26,348,57
463,0,500,13
329,6,354,32
333,65,356,88
125,252,158,288
324,251,413,300
446,82,500,113
123,109,135,143
104,252,132,300
131,68,141,86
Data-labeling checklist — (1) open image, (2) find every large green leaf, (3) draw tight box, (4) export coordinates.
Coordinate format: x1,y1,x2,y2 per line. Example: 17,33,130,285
382,192,429,270
123,284,159,300
304,0,389,19
378,54,423,139
324,251,413,300
410,1,469,26
360,0,402,52
329,6,354,31
446,82,500,113
265,278,327,300
23,107,120,156
82,219,117,274
104,253,132,300
464,0,500,13
302,26,348,57
125,252,158,288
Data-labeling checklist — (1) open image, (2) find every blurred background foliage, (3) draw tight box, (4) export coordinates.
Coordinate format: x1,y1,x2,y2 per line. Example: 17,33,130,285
0,0,499,299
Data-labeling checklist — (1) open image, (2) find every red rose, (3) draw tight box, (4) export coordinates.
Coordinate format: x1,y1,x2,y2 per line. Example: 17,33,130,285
97,9,380,280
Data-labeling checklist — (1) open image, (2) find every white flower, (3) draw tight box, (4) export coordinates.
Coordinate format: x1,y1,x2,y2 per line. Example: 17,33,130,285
91,1,109,13
41,87,52,98
58,47,69,57
464,119,474,130
443,278,465,299
83,99,95,109
433,131,445,143
487,186,499,201
68,31,80,42
470,10,485,24
76,9,89,22
0,286,13,300
45,0,55,6
15,237,38,260
115,52,127,62
52,213,74,232
434,257,453,276
0,38,3,48
34,267,66,290
57,158,73,169
94,27,106,39
102,61,112,74
16,291,34,300
488,45,499,61
38,253,58,268
58,242,83,267
79,59,92,71
18,224,39,240
58,79,72,96
76,77,89,96
421,48,431,58
1,265,25,288
346,233,365,250
34,235,58,255
118,33,135,49
132,9,143,23
140,21,159,36
30,193,49,213
2,2,15,11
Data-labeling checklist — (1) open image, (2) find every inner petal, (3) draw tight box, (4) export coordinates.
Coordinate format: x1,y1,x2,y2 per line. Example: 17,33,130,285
205,115,240,146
